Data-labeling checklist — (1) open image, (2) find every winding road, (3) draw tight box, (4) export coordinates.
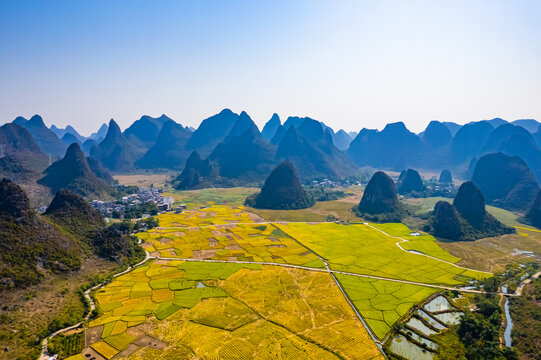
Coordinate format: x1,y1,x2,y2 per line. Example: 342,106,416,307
38,251,152,360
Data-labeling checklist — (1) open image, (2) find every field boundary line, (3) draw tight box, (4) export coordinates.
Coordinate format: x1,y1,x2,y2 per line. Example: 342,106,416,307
154,256,510,296
362,223,493,275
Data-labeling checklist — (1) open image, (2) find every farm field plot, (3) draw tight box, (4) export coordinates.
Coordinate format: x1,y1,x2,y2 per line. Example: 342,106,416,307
439,229,541,273
138,208,325,268
154,204,260,227
335,274,437,339
72,261,383,360
162,187,259,209
113,174,171,187
123,265,383,360
66,204,492,359
369,223,461,264
84,260,260,359
276,222,488,285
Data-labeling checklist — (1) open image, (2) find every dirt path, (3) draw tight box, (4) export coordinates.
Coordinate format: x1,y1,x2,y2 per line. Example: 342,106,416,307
363,223,493,275
513,270,541,296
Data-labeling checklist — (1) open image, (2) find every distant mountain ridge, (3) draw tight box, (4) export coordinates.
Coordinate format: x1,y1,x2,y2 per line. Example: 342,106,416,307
13,115,67,157
0,123,49,181
5,112,541,197
90,119,146,172
471,152,539,211
51,124,87,143
123,114,171,147
39,143,113,198
136,119,192,169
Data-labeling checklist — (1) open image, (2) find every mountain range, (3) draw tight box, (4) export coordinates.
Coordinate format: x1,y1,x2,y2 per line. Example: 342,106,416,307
0,123,49,182
5,111,541,190
39,143,113,198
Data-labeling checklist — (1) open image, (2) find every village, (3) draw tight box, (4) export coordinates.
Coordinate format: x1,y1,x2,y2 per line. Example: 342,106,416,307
90,187,177,219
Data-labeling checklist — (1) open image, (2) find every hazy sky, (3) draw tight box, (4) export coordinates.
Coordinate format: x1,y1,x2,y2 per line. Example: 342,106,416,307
1,0,540,135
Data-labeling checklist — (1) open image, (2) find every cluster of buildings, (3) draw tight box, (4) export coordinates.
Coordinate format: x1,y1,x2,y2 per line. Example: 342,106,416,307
310,179,360,188
125,187,174,211
90,187,174,218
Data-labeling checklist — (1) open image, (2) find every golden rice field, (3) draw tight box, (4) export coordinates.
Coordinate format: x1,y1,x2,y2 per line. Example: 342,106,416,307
125,265,384,360
162,187,259,209
275,222,488,285
66,204,491,359
69,261,383,359
138,207,325,268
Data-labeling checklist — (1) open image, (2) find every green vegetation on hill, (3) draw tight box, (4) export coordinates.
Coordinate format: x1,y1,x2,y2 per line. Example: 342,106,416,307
46,189,144,263
354,171,405,222
397,168,425,195
246,161,314,210
0,179,82,288
430,182,515,241
45,189,105,241
38,143,113,198
509,275,541,358
0,182,143,289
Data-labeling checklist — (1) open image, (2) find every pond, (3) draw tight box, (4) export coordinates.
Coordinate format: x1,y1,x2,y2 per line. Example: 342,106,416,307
388,334,434,360
406,318,437,336
401,330,438,351
433,311,462,325
417,310,446,330
423,296,454,312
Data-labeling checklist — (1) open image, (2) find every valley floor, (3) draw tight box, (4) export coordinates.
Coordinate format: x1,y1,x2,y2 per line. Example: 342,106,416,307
10,189,541,360
55,203,496,360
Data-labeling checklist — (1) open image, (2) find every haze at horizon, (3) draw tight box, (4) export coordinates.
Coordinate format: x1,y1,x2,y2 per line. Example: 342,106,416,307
1,0,540,135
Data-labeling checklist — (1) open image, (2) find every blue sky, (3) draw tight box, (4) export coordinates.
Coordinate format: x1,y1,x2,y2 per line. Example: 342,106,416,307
1,0,540,134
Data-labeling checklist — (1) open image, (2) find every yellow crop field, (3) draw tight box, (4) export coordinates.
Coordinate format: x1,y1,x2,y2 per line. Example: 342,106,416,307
139,207,325,268
275,222,488,285
156,204,257,227
162,187,259,209
84,260,262,358
369,222,461,263
122,265,383,360
67,204,490,359
220,266,383,360
91,341,120,359
73,261,384,359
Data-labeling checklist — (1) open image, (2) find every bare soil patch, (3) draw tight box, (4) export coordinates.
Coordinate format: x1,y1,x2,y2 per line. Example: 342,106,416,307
133,335,167,349
85,325,103,346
